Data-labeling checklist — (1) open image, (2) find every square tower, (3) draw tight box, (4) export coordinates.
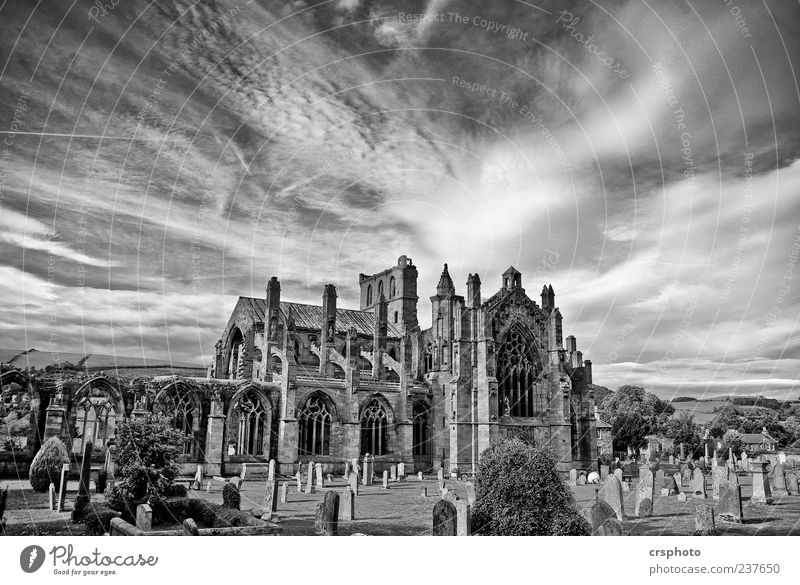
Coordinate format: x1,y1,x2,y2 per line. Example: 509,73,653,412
359,255,418,330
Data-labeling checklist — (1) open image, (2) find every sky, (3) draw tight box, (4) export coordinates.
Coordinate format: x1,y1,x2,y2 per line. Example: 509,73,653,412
0,0,798,400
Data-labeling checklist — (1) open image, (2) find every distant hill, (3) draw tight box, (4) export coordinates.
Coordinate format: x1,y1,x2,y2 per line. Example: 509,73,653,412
0,348,205,374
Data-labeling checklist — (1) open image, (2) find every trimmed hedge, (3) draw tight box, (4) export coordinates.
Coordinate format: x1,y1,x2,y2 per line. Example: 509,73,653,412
29,437,69,493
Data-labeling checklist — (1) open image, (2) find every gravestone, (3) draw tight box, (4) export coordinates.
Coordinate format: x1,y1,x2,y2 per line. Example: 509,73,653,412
192,464,203,490
72,441,93,518
568,469,578,486
348,471,360,496
596,518,624,536
577,472,586,486
465,481,476,506
317,491,339,536
222,483,241,510
779,452,787,464
621,481,631,493
262,480,278,517
57,463,69,512
600,464,610,480
420,486,427,498
677,492,687,502
268,459,276,481
455,500,471,536
327,473,333,485
640,468,654,494
772,463,787,496
666,474,680,496
712,467,729,499
382,470,389,489
432,499,457,536
437,468,444,482
351,458,359,475
295,472,303,493
418,471,423,481
749,461,773,504
613,468,623,483
316,463,324,488
343,460,351,479
690,468,706,499
785,472,798,495
717,480,743,524
305,465,315,494
390,465,397,481
279,482,288,504
362,455,374,486
695,504,716,535
340,486,355,521
634,481,653,518
669,455,674,465
398,462,406,479
673,472,682,489
590,500,617,535
135,504,153,532
681,467,692,485
48,483,56,511
441,485,449,499
655,469,665,492
182,518,200,535
598,475,624,520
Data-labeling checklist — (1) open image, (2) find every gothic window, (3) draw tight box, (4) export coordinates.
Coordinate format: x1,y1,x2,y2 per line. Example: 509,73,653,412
377,280,384,299
424,343,433,373
154,386,197,456
360,399,388,455
366,285,373,306
394,311,398,323
570,403,579,460
389,276,396,298
496,328,543,417
298,394,332,456
73,392,116,454
230,390,267,457
441,341,448,366
412,402,430,456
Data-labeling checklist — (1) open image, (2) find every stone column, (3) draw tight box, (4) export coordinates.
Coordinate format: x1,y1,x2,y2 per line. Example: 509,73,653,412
204,391,225,476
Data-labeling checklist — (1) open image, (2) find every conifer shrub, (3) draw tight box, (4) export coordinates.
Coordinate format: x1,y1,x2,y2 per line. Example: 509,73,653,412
28,437,69,493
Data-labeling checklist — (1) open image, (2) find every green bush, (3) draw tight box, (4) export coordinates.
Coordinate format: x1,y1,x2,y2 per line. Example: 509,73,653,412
29,437,69,492
472,438,590,535
106,414,185,513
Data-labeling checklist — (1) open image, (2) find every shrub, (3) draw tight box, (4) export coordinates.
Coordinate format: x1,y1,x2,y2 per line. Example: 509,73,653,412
472,438,589,535
29,437,69,492
106,414,185,513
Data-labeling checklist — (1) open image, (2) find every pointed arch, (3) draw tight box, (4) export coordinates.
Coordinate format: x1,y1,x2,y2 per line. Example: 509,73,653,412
297,391,336,456
359,394,394,455
71,376,124,455
228,385,273,458
495,324,544,418
154,381,203,457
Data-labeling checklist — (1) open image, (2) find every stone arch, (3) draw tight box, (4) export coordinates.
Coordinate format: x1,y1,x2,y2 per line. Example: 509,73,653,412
359,394,394,455
495,323,544,418
223,324,245,379
297,390,338,457
411,398,432,458
0,370,44,456
153,380,203,458
227,384,274,459
71,376,125,455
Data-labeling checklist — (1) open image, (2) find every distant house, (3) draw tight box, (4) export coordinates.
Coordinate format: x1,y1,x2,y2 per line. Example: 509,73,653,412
596,417,613,457
741,427,778,452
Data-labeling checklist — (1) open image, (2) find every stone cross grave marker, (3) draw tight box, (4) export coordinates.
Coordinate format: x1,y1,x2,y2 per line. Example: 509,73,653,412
432,499,457,536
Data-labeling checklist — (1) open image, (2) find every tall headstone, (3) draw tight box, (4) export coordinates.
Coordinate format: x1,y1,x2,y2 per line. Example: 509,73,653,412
455,500,471,536
397,462,406,479
135,503,153,532
695,504,715,535
613,468,624,483
295,471,303,493
654,469,665,492
348,471,360,496
590,500,617,535
640,468,655,495
598,475,624,520
437,468,444,482
712,467,729,499
669,455,674,465
382,470,389,489
690,468,706,499
666,474,680,496
600,464,610,480
362,455,374,486
390,465,397,481
772,463,787,496
340,486,355,521
785,471,799,495
465,481,476,506
279,481,288,504
418,471,423,481
263,480,278,517
48,483,56,511
343,460,351,479
673,472,682,489
717,480,743,524
634,481,653,517
192,464,203,490
316,463,324,488
568,468,578,486
318,491,339,536
57,463,69,512
749,461,772,504
268,459,276,481
305,465,315,494
432,499,457,536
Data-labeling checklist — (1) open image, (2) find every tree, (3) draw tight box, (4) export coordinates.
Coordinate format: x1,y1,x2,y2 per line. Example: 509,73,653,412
720,429,744,458
663,411,701,454
28,437,69,492
708,404,741,438
598,385,674,454
106,414,185,512
472,438,589,535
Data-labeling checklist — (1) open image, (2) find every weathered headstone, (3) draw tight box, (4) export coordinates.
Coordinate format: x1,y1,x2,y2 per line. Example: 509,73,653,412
135,503,153,532
382,470,389,489
690,468,706,499
295,471,303,493
785,472,799,495
362,455,374,486
390,465,397,481
340,486,355,521
621,480,631,493
677,492,687,502
268,459,276,481
455,500,471,536
279,481,288,504
398,462,406,479
182,518,200,535
305,464,315,494
568,468,578,486
655,469,665,492
695,504,715,535
666,474,680,496
712,466,729,499
192,464,203,490
749,461,772,504
348,471,360,496
673,472,682,489
443,490,458,504
596,518,624,536
317,491,339,536
613,468,623,483
418,471,423,481
590,500,617,535
600,464,610,480
577,472,586,486
598,475,624,520
465,481,476,506
640,468,654,494
717,480,743,524
57,463,69,512
634,481,653,518
669,455,674,465
432,499,457,536
681,467,692,485
326,473,332,485
772,463,787,496
343,460,351,479
222,482,241,510
316,463,324,487
48,483,56,511
262,480,278,517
